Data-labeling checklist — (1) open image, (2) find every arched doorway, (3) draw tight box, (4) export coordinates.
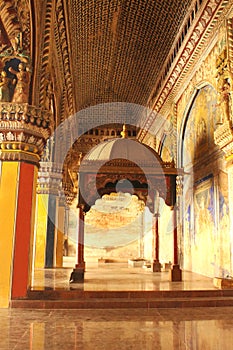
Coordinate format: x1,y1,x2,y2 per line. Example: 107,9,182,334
69,135,181,282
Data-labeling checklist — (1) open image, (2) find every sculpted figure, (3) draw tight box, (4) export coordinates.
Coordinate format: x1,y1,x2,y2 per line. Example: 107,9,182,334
9,62,30,103
0,71,10,102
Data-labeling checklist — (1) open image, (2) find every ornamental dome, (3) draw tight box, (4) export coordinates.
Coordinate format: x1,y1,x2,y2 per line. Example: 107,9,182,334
83,137,163,167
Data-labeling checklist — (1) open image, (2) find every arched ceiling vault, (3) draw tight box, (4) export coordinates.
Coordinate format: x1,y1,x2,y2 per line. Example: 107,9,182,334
67,0,194,109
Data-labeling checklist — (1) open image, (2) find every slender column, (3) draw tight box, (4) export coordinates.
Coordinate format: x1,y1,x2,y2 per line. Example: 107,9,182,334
36,159,63,269
173,206,178,265
76,205,85,268
55,200,65,267
34,193,49,268
70,205,85,283
45,194,56,267
152,213,161,272
170,205,182,281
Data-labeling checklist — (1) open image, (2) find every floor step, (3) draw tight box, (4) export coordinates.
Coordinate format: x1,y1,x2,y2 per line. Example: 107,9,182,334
10,289,233,309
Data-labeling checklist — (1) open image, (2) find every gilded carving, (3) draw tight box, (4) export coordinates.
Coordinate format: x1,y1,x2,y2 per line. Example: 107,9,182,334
8,61,31,103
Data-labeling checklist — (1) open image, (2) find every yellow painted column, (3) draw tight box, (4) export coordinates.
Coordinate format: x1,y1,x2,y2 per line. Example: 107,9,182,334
0,162,19,307
34,194,49,268
55,203,65,267
0,101,50,306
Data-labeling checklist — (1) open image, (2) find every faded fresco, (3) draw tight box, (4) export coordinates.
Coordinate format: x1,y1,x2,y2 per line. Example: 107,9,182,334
193,176,216,276
182,84,227,277
217,171,231,276
183,85,217,167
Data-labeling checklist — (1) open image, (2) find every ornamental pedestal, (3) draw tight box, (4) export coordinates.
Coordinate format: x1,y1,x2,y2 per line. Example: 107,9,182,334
0,103,50,307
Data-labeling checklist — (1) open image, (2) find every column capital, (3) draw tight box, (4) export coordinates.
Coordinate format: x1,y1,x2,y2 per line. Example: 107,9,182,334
0,103,51,165
37,161,63,195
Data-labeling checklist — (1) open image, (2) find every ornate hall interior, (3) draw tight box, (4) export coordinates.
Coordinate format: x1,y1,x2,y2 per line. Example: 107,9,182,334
1,0,233,348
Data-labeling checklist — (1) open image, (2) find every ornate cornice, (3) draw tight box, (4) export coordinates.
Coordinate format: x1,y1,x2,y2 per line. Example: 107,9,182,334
139,0,229,142
38,0,53,108
55,0,74,117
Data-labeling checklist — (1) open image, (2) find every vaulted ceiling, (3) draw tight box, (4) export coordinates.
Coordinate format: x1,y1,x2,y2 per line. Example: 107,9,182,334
67,0,193,110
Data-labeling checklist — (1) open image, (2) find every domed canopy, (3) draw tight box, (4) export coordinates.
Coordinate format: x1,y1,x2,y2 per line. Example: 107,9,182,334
84,137,162,163
81,137,177,175
77,137,180,211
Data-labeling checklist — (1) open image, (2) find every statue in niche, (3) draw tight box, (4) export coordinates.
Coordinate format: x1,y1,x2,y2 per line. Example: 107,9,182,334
216,78,231,124
9,61,30,103
0,70,10,102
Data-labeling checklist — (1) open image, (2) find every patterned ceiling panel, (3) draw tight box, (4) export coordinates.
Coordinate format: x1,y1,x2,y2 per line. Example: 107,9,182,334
68,0,193,110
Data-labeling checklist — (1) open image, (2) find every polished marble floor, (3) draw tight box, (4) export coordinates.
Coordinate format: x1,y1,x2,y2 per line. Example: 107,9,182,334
32,258,215,291
1,307,233,349
5,260,233,349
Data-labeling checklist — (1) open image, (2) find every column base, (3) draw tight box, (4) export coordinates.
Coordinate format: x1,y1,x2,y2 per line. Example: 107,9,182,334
152,260,162,272
69,264,85,283
75,261,86,271
170,264,182,281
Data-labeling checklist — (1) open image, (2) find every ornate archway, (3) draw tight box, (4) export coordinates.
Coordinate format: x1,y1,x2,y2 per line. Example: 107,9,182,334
70,133,182,282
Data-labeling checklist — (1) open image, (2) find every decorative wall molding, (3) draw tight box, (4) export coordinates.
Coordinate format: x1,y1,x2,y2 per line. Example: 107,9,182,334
138,0,229,142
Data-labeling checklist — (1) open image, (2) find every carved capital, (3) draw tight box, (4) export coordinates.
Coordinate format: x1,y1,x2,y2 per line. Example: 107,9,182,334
0,103,51,164
37,161,63,195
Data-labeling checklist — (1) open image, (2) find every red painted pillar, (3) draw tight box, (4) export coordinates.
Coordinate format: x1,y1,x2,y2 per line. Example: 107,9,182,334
76,205,85,269
170,205,182,281
152,213,161,272
11,163,37,298
70,205,85,283
173,206,178,265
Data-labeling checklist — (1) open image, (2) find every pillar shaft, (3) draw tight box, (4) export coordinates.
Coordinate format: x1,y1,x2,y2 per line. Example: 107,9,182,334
0,161,38,304
0,162,19,307
173,206,178,265
34,194,49,268
45,194,56,267
55,204,65,267
152,213,161,272
11,163,37,298
170,205,182,281
69,205,85,283
153,214,160,261
0,102,50,306
76,206,85,268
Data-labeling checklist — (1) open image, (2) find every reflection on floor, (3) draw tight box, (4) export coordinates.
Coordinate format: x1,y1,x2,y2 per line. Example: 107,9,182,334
7,259,233,348
2,307,233,349
32,259,214,291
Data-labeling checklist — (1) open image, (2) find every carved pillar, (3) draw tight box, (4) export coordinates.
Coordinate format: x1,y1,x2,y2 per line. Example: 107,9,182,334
69,205,86,283
0,103,50,306
55,198,66,267
152,213,161,272
170,205,182,281
36,161,63,268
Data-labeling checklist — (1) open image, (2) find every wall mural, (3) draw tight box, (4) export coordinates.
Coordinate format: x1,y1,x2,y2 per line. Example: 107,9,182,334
181,84,231,277
192,176,216,276
183,85,217,167
217,171,231,276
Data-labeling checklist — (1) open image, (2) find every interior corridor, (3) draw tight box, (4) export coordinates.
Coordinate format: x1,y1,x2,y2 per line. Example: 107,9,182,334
32,259,215,291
